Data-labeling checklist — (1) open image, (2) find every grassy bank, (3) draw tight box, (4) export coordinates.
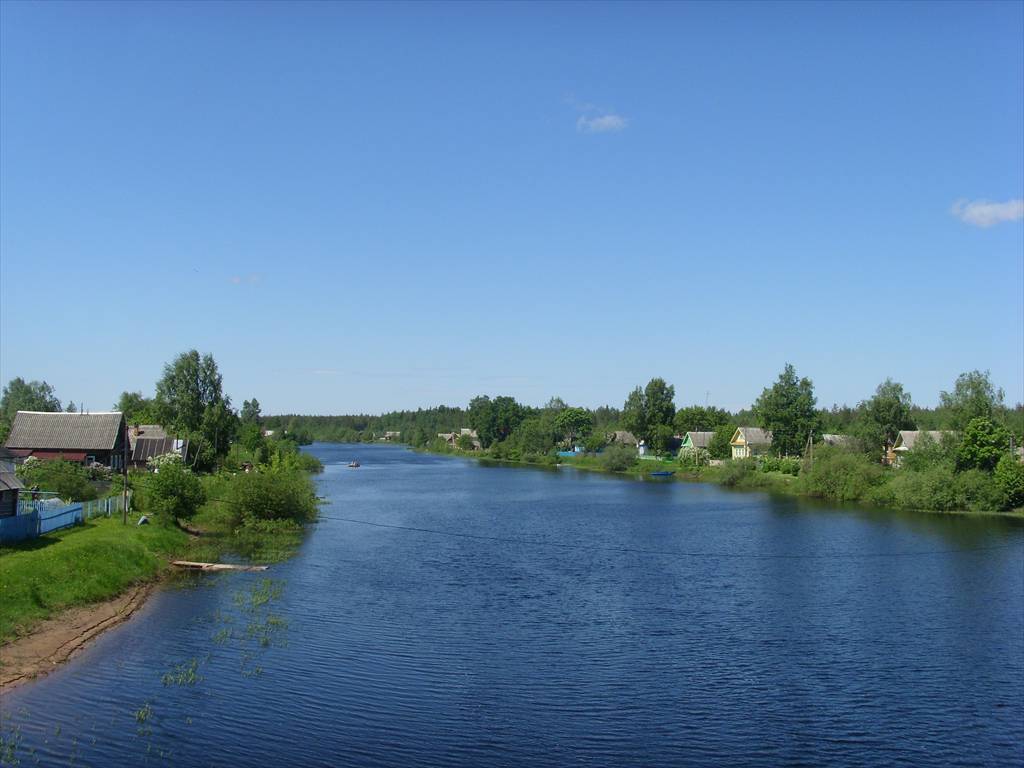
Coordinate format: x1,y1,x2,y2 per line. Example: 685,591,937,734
0,514,187,644
0,462,320,646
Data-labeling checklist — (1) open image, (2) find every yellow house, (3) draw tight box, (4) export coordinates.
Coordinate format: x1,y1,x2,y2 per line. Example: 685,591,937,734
730,427,772,459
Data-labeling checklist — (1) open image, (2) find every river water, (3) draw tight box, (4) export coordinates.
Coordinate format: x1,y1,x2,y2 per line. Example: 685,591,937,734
2,443,1022,767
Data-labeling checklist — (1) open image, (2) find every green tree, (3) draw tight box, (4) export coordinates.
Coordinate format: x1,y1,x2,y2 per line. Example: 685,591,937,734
644,378,676,436
511,417,557,456
956,418,1011,472
154,351,238,464
1,377,61,442
456,432,476,451
854,378,915,455
753,363,820,456
621,387,647,443
145,459,206,523
940,370,1005,430
554,407,593,446
468,395,525,448
114,391,158,424
65,401,78,413
994,454,1024,509
674,405,730,434
240,398,262,424
709,423,737,460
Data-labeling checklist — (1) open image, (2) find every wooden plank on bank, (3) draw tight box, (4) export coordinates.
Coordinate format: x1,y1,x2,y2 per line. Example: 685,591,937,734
171,560,268,572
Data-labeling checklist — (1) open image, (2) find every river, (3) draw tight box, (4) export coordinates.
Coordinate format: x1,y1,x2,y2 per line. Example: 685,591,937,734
2,443,1022,766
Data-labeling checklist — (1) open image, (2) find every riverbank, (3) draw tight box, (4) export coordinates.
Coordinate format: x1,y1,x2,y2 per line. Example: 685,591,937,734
0,465,320,687
424,446,1024,520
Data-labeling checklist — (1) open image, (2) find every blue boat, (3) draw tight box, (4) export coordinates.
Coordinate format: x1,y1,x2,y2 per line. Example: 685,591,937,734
650,470,674,477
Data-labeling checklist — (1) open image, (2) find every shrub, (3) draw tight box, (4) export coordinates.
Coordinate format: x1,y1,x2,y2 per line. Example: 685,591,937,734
714,458,758,487
796,446,884,503
759,456,801,476
598,444,636,472
227,468,318,526
16,458,98,502
994,454,1024,509
145,460,206,523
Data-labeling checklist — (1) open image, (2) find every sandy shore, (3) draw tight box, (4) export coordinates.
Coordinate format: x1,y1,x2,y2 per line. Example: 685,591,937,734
0,582,155,691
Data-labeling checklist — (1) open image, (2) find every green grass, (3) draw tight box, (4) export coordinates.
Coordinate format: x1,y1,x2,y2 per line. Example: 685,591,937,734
0,515,188,644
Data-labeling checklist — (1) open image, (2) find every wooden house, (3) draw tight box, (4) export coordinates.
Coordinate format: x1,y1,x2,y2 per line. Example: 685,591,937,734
0,447,23,518
887,430,953,466
4,411,127,470
730,427,772,459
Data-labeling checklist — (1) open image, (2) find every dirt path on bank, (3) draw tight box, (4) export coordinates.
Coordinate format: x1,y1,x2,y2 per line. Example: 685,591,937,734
0,582,155,691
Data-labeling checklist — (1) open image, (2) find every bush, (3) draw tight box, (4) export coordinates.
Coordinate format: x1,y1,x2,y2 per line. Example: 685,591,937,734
599,444,637,472
145,459,206,523
956,418,1011,472
227,468,318,526
796,446,884,502
760,456,801,476
994,454,1024,509
714,458,758,487
16,458,98,502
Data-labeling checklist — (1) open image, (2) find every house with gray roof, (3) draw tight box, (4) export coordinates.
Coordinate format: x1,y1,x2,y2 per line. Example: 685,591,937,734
888,430,954,466
729,427,772,459
4,411,127,469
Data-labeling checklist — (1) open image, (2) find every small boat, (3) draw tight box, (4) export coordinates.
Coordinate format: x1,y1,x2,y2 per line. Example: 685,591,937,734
348,461,360,468
650,470,674,477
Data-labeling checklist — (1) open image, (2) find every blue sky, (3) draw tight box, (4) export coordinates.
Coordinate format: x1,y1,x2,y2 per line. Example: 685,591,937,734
1,1,1021,414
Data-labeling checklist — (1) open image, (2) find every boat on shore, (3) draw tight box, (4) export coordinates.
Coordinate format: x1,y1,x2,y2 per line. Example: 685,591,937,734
650,470,674,477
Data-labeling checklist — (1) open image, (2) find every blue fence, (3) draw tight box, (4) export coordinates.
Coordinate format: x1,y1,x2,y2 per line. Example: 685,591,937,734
0,495,126,544
0,511,40,543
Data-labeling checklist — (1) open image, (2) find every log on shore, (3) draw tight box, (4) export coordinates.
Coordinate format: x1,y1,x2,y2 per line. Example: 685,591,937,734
171,561,268,572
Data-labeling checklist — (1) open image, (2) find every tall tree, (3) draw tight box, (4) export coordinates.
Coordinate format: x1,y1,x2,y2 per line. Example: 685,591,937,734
753,363,820,456
154,351,237,462
114,391,157,423
65,401,78,413
621,386,647,442
855,378,915,452
940,370,1005,430
241,398,262,425
674,405,731,434
0,377,61,442
554,407,593,446
644,378,676,436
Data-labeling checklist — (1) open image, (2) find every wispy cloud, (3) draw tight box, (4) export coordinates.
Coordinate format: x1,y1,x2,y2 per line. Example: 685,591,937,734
950,198,1024,228
566,94,628,134
576,114,628,134
229,274,261,285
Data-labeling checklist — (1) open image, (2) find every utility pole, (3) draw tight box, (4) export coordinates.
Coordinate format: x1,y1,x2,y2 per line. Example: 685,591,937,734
122,420,128,525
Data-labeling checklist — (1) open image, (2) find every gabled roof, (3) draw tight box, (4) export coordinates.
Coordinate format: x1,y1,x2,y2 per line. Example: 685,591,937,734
608,430,638,446
131,436,188,464
893,430,952,451
0,471,24,492
730,427,772,446
5,411,125,452
683,431,716,449
128,424,167,450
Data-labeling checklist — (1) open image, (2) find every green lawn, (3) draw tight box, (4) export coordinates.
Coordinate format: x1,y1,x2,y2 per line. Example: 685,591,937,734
0,515,188,644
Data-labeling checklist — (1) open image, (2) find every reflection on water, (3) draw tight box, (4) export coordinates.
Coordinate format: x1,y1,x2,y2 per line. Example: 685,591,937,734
2,443,1022,767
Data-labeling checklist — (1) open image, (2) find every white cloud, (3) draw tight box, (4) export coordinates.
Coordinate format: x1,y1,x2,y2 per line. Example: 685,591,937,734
576,113,628,134
950,198,1024,228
